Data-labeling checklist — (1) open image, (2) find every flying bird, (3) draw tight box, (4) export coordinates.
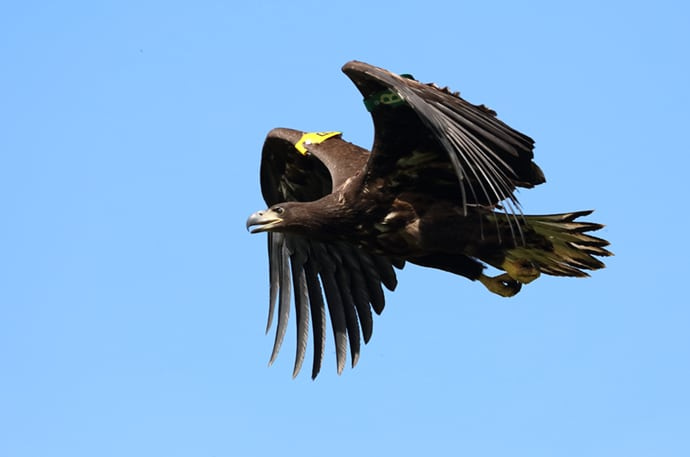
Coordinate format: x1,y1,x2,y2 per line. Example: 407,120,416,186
246,61,611,378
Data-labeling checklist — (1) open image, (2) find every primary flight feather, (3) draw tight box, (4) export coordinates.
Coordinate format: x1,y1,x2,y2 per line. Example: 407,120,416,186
246,61,611,378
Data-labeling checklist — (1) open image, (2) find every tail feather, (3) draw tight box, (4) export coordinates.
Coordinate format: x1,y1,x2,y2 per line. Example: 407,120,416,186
509,210,612,278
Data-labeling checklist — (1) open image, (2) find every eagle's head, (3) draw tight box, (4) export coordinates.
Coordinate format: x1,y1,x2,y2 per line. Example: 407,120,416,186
246,201,337,236
246,204,288,234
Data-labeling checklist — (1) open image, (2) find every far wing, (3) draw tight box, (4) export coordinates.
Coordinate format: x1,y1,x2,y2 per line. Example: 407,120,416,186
261,128,369,204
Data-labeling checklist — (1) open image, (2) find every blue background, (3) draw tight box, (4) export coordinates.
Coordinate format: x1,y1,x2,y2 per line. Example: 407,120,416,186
2,1,689,455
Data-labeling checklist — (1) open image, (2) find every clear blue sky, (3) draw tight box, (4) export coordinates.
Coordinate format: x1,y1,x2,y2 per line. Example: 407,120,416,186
2,1,689,456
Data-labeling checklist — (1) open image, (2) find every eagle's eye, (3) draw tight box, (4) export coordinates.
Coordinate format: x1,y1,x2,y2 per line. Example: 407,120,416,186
274,207,284,215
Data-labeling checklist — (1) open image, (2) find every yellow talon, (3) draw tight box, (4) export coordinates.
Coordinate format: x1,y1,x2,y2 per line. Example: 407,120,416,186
479,273,522,297
502,258,541,284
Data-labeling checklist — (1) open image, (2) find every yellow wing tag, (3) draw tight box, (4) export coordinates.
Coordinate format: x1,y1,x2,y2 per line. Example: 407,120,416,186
294,131,342,156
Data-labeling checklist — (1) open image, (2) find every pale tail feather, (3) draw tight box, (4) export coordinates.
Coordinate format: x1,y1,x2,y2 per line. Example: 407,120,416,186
508,210,612,277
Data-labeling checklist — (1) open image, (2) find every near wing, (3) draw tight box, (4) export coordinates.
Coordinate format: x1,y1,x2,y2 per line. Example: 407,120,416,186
342,61,546,240
259,128,400,378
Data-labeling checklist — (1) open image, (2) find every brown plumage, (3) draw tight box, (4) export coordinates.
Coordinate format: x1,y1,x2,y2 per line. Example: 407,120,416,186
246,61,611,378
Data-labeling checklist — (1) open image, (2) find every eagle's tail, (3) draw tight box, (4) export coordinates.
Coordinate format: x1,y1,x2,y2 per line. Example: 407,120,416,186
500,210,612,283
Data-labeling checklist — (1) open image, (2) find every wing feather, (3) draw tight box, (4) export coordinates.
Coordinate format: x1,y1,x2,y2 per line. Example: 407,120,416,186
303,260,326,379
315,245,348,375
268,236,292,366
339,246,374,343
287,237,310,378
266,233,281,333
355,251,387,315
326,244,362,368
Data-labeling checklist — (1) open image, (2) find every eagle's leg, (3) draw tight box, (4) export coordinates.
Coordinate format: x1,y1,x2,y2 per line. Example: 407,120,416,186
501,257,541,284
408,254,523,297
478,273,522,297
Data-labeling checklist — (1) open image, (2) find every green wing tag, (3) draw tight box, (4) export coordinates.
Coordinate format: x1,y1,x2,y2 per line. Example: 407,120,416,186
363,90,405,111
363,73,415,112
294,131,342,155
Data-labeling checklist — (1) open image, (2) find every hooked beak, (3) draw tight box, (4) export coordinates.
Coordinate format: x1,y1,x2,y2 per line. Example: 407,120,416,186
246,210,283,234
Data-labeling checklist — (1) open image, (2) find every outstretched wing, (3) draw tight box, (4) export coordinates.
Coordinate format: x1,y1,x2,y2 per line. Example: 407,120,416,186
342,61,545,221
259,128,400,378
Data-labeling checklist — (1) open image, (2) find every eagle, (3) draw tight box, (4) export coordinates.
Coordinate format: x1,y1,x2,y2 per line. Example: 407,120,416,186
246,61,611,379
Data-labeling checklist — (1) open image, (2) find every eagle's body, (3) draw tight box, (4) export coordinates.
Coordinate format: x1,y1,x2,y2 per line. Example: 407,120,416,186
247,61,611,378
287,164,510,269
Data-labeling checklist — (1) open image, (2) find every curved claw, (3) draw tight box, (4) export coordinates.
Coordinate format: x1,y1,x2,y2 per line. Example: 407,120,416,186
502,258,541,284
479,273,522,297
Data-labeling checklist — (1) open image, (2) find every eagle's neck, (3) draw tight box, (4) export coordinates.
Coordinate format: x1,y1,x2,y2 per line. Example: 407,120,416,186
289,192,359,239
